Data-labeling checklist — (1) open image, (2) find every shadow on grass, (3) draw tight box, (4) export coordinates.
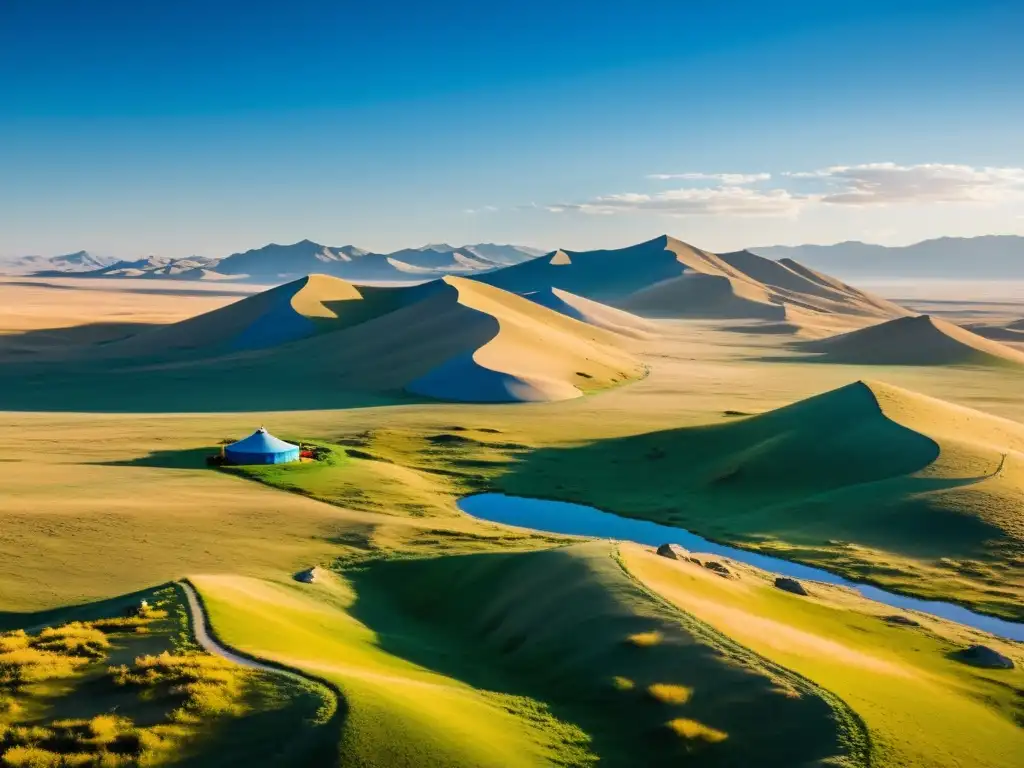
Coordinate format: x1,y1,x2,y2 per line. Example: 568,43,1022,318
94,447,217,469
342,548,864,768
0,584,165,632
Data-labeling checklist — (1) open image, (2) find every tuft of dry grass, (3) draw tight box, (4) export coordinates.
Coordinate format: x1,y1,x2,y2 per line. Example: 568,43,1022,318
625,631,662,648
665,718,728,743
610,676,635,691
0,648,88,686
646,683,692,705
0,694,21,716
0,632,30,654
111,652,247,723
34,624,110,659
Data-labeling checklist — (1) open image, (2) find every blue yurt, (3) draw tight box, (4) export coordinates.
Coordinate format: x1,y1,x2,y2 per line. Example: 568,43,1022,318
225,427,300,465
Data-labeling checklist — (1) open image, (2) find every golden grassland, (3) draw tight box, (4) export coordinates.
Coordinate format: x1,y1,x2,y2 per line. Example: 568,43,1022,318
0,586,331,766
0,278,1023,766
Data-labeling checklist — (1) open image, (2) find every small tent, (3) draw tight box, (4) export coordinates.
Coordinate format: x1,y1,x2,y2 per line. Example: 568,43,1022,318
224,427,300,465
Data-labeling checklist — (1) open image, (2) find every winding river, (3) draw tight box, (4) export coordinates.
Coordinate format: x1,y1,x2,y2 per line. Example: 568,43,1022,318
458,493,1024,642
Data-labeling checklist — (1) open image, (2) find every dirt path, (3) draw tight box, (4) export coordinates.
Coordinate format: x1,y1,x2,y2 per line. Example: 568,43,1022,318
179,580,330,688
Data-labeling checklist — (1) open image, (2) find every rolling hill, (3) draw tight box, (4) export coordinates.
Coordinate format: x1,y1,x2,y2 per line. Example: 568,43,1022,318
502,380,1024,620
802,315,1024,367
190,542,861,768
480,235,908,330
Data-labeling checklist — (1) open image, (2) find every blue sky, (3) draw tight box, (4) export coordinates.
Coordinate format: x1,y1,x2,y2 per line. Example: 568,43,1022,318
1,0,1022,258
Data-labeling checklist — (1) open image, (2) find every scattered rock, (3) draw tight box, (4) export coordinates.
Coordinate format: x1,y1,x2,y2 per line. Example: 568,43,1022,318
774,577,808,596
687,556,703,565
952,645,1014,670
703,561,733,578
656,543,689,561
294,567,320,584
426,433,475,446
883,615,920,627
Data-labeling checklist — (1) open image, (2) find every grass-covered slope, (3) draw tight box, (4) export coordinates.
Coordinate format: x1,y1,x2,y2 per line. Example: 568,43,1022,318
0,584,332,767
193,543,865,768
500,381,1024,620
803,315,1024,366
621,544,1024,768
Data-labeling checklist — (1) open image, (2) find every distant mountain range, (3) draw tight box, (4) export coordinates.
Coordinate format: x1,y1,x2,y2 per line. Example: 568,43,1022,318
751,235,1024,280
8,235,1022,284
0,250,120,275
1,241,546,283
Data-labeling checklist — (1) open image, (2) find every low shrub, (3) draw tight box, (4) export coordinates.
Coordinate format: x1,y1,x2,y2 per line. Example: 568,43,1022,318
0,633,30,654
0,694,21,716
111,652,246,725
1,745,63,767
0,649,87,686
34,625,110,660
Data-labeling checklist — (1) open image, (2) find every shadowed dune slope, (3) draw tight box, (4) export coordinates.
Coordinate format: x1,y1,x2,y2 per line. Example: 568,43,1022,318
501,381,1024,619
619,273,786,320
803,315,1024,366
965,318,1024,343
521,286,656,337
482,236,907,328
108,273,366,356
402,277,642,402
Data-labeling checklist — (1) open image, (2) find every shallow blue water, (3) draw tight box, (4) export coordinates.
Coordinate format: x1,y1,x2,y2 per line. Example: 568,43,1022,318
458,493,1024,642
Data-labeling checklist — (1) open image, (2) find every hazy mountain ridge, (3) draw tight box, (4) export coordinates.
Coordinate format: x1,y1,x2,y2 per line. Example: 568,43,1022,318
0,250,119,275
13,241,544,283
751,235,1024,279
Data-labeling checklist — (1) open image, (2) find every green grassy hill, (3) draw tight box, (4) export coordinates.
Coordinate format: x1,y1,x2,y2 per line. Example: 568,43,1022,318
500,380,1024,620
192,542,864,768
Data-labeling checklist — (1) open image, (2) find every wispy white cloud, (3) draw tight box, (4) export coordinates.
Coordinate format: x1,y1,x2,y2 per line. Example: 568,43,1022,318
786,163,1024,205
546,186,803,217
464,205,499,214
647,172,771,184
541,162,1024,219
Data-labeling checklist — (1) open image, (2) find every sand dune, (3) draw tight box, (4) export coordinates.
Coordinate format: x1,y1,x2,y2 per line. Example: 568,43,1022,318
403,278,642,401
482,235,908,329
619,273,785,320
210,276,642,403
36,275,642,406
803,314,1024,366
964,318,1024,344
108,273,364,356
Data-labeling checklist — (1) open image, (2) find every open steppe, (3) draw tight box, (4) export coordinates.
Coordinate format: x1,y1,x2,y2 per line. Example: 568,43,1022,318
1,242,1022,767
